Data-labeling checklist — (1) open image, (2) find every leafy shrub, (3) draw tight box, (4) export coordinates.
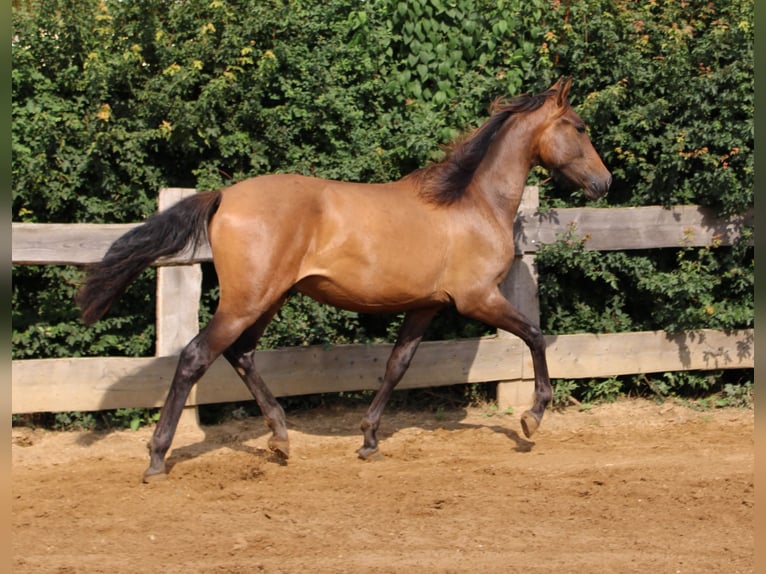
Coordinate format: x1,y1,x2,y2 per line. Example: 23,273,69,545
12,407,160,431
536,223,753,336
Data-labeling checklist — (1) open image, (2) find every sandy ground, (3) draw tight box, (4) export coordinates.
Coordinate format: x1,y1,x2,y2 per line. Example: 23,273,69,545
12,399,753,573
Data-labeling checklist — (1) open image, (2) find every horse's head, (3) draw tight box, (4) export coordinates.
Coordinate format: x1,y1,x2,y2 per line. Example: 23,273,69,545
534,77,611,199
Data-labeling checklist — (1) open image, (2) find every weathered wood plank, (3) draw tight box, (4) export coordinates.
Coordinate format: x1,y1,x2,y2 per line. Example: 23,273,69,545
11,329,752,414
12,223,138,265
503,187,541,324
515,205,753,252
155,192,203,356
12,205,752,265
156,188,204,430
497,186,539,408
545,329,754,379
11,336,527,413
11,222,212,265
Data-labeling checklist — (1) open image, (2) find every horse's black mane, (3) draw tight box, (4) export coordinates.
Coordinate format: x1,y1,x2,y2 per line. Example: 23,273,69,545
412,89,556,205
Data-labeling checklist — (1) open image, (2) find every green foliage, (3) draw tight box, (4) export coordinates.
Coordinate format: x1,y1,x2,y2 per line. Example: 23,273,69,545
718,381,754,408
12,407,160,431
12,265,157,359
260,294,369,348
111,408,161,431
49,411,98,431
581,376,623,404
552,368,753,411
536,223,753,335
12,0,752,413
535,0,754,215
658,369,754,408
552,379,580,409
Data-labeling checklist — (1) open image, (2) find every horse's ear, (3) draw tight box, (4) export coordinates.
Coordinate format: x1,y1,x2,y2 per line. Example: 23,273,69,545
548,77,565,91
555,76,573,107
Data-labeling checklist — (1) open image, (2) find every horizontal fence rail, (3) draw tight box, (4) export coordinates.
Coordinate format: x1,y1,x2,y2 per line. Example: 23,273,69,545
12,205,753,265
11,330,752,414
11,190,753,415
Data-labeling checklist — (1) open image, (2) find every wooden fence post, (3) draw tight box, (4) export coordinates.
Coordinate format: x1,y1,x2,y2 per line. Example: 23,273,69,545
496,186,539,411
156,188,204,436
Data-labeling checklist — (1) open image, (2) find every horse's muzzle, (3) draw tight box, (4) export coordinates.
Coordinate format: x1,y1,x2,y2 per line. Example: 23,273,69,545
585,173,612,199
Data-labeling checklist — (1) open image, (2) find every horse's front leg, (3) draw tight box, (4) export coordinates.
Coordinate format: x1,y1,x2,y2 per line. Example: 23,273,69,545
358,307,439,459
459,288,551,438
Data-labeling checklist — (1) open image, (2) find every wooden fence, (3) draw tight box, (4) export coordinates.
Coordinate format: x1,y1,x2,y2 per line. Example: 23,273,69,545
11,188,754,416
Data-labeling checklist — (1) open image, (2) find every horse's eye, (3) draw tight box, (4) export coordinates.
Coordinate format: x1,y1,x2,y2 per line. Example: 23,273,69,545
576,124,587,134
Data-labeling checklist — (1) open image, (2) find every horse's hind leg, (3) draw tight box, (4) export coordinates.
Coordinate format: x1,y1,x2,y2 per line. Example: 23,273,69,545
223,302,290,459
358,307,439,459
145,313,248,482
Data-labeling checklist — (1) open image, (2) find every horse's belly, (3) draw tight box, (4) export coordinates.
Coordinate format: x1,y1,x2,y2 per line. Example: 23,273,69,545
294,273,449,313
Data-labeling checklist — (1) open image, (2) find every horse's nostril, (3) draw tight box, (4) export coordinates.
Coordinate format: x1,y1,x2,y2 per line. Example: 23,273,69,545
594,174,612,194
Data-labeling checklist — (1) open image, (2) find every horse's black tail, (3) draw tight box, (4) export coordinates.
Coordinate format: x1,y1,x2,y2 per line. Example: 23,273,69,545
76,190,222,325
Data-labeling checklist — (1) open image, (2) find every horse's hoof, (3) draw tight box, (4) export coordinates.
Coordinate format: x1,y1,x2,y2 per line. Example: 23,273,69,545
520,410,540,438
142,469,168,484
357,446,383,461
268,438,290,460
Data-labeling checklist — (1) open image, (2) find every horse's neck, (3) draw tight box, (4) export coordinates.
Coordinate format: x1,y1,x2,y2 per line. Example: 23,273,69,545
470,119,537,222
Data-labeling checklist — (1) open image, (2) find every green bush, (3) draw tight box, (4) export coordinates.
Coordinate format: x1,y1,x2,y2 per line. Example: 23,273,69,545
12,0,753,416
535,223,753,336
13,407,160,431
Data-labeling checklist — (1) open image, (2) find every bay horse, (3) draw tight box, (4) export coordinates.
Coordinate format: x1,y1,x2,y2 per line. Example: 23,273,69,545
76,77,611,482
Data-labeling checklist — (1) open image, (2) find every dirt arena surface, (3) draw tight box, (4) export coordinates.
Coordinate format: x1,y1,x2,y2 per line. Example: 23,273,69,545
13,399,753,573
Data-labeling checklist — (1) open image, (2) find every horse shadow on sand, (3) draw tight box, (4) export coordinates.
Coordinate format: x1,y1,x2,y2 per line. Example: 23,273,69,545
142,400,537,477
75,333,537,475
